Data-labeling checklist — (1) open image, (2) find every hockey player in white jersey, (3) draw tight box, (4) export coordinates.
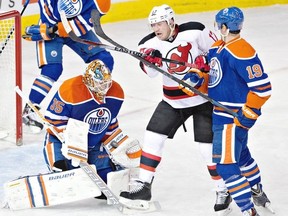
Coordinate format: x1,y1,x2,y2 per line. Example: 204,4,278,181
119,4,231,215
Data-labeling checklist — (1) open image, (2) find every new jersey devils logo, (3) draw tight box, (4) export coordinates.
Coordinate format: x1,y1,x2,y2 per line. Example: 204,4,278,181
166,43,193,75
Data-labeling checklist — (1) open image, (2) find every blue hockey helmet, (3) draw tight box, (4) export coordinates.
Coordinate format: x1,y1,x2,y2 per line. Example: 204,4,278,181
215,7,244,31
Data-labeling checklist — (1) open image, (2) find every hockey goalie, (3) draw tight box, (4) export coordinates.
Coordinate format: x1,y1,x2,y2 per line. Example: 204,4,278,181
3,60,143,210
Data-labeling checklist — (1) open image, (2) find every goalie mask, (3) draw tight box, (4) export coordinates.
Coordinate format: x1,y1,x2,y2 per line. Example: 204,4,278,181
83,60,112,100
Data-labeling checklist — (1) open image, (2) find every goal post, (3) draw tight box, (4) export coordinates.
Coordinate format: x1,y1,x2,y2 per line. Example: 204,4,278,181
0,10,23,145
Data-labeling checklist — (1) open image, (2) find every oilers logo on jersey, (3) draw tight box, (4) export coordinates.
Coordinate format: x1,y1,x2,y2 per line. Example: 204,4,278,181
208,57,223,88
84,108,111,134
57,0,83,18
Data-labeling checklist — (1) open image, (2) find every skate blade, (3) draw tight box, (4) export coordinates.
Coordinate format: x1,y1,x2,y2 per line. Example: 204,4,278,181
264,202,275,214
121,201,161,215
216,207,232,216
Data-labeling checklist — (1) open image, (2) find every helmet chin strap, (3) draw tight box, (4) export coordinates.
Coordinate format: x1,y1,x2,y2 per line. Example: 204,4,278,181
166,20,175,40
220,29,229,42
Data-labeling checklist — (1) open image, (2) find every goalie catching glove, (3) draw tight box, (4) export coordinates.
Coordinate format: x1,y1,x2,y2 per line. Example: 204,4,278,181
103,129,142,168
23,23,58,41
179,68,209,96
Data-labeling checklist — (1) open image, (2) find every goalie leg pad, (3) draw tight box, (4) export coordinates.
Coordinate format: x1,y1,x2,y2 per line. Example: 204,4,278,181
3,165,101,210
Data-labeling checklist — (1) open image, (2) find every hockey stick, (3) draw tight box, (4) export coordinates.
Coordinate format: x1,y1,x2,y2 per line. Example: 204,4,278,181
14,86,123,211
60,10,236,117
0,0,30,56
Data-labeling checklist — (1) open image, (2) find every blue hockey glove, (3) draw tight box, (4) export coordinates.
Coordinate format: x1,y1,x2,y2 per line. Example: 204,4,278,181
234,105,261,129
179,68,208,96
23,23,58,41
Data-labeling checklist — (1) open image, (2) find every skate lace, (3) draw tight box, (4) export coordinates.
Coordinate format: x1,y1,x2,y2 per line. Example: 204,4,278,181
128,179,145,194
215,191,230,204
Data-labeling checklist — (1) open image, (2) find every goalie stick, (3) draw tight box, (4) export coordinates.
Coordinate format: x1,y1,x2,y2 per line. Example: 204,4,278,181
59,10,236,117
0,0,30,56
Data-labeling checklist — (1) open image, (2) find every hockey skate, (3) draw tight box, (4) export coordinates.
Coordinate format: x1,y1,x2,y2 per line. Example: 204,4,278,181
214,190,232,216
119,179,160,213
22,103,44,133
119,179,152,210
252,183,275,214
242,207,260,216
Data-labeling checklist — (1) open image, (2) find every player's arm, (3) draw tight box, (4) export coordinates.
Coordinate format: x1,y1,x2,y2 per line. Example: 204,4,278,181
234,60,272,129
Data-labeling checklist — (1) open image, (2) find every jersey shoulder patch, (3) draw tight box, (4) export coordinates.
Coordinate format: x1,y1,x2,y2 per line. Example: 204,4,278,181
179,21,205,32
107,80,124,99
138,32,157,46
226,38,256,59
59,75,92,104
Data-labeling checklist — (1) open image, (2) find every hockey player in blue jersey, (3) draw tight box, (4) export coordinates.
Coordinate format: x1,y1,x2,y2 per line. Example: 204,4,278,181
22,0,114,133
43,59,141,184
181,7,273,216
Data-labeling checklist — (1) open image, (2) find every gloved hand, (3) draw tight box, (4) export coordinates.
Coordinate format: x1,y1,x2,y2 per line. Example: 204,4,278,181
22,23,58,41
179,68,208,96
194,55,210,72
141,48,163,67
234,105,261,129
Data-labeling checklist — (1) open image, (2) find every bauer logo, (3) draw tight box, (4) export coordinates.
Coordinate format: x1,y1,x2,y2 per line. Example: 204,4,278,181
57,0,83,18
48,172,75,181
84,108,111,134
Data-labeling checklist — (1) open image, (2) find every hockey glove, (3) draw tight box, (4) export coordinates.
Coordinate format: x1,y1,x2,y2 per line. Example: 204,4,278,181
234,105,261,129
179,68,208,96
61,119,89,167
23,23,58,41
103,128,142,168
141,48,163,67
194,54,210,72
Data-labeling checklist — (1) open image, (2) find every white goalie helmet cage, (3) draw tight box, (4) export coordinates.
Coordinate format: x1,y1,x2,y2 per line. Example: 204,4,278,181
83,60,112,96
148,4,175,25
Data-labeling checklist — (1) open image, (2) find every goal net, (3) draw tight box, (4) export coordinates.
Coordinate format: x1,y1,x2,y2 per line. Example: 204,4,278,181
0,10,22,145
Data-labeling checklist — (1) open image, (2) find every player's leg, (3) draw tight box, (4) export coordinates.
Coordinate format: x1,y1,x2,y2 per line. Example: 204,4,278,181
67,30,114,71
119,100,185,208
239,140,272,211
193,102,231,215
213,124,259,215
43,133,74,172
23,38,64,133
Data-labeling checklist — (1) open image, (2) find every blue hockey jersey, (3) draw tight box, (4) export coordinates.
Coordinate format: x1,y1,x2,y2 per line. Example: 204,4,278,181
44,75,124,149
207,36,272,124
38,0,111,36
